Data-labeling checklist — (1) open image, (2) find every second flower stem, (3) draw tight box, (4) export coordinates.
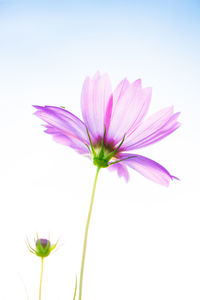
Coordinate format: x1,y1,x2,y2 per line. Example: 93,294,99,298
39,257,44,300
79,167,100,300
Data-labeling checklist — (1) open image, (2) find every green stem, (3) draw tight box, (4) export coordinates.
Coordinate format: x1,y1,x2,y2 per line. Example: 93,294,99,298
73,275,77,300
39,257,44,300
79,167,101,300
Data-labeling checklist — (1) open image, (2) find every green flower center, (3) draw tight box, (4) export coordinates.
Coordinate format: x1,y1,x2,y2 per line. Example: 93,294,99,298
93,145,112,168
86,127,125,169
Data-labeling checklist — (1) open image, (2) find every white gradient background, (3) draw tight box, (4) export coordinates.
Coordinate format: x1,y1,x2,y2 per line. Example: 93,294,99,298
0,0,200,299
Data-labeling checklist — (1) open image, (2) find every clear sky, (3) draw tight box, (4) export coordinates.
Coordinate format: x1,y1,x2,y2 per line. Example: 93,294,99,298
0,1,200,300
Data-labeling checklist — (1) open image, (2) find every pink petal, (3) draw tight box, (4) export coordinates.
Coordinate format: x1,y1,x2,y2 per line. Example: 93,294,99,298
108,162,130,182
112,78,130,103
104,95,113,137
43,125,89,154
81,73,112,141
118,153,178,186
106,79,152,145
33,106,89,154
123,107,180,150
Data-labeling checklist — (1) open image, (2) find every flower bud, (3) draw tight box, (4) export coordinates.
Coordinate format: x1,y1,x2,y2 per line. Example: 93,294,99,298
35,238,51,257
26,236,57,258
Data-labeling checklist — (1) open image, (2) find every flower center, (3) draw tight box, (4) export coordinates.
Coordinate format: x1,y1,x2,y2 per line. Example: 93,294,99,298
86,127,125,169
93,144,113,168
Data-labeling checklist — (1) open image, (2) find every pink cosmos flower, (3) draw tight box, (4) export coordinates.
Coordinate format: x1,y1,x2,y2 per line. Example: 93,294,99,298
34,72,180,186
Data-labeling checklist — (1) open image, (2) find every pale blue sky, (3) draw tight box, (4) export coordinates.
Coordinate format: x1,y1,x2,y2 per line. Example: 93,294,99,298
1,0,199,64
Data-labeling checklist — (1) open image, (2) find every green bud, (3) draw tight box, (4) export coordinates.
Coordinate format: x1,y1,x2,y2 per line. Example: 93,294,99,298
35,239,51,257
26,236,57,258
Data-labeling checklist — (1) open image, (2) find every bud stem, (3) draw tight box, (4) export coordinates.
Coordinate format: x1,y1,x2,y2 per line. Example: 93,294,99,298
79,167,100,300
39,257,44,300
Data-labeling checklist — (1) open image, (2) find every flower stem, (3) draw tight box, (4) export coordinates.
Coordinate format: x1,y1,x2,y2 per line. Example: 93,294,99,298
73,275,78,300
79,167,101,300
39,257,44,300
